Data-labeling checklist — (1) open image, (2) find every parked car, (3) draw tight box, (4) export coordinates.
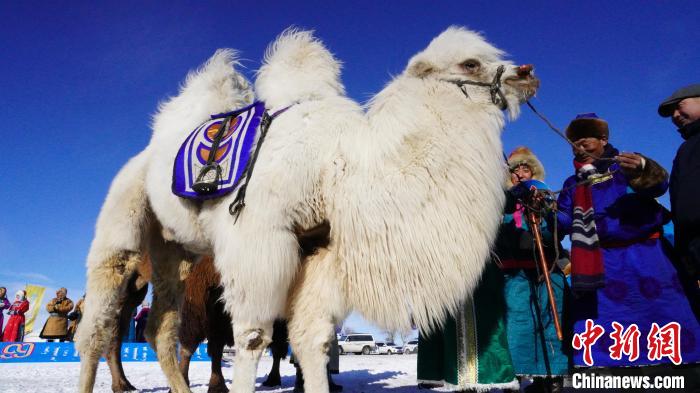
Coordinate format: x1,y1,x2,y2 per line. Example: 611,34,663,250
338,333,376,355
375,342,402,355
403,340,418,354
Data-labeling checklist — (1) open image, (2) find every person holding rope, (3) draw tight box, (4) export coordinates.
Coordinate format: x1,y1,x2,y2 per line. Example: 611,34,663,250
658,84,700,280
496,147,569,393
556,113,700,377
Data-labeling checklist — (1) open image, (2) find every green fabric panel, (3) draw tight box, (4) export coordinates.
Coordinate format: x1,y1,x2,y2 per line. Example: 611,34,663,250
503,269,570,376
417,315,460,384
473,262,517,384
417,262,516,387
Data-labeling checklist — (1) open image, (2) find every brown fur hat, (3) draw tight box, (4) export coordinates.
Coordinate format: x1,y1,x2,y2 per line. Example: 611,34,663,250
506,146,545,187
565,112,609,141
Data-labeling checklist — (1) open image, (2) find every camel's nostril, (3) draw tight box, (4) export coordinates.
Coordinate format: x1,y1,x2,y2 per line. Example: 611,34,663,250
517,64,533,77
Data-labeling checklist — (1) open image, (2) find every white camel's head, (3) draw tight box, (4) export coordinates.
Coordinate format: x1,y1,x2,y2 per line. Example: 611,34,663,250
405,26,539,119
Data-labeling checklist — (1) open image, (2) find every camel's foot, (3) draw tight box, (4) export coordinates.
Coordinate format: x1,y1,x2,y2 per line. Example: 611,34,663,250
207,383,229,393
262,373,281,387
112,379,138,393
208,372,229,393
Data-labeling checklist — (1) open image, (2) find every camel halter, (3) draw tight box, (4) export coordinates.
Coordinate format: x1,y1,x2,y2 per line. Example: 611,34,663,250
444,65,508,110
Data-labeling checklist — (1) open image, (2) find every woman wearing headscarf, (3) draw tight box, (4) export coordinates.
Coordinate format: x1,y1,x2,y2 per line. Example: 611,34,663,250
2,290,30,342
497,147,569,392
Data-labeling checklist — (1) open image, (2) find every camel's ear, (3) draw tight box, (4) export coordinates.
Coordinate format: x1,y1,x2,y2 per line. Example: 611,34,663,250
407,60,435,78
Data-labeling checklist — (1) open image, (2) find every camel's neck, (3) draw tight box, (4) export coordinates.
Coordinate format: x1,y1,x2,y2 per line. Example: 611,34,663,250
331,75,508,333
362,76,505,166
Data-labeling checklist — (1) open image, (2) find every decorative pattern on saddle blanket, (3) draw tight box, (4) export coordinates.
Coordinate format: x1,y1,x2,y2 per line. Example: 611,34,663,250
172,101,265,200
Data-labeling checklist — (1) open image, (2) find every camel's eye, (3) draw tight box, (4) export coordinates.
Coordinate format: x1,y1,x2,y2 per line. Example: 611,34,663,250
461,59,481,73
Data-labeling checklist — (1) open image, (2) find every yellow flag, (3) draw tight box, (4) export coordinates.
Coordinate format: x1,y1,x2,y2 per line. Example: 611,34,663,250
24,284,46,334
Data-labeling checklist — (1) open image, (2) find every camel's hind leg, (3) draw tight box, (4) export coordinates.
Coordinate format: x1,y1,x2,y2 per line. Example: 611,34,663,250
146,232,195,393
75,251,142,393
75,149,151,393
106,272,149,392
287,249,346,393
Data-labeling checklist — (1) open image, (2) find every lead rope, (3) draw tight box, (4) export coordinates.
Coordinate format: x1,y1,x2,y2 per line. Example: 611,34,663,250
525,100,615,163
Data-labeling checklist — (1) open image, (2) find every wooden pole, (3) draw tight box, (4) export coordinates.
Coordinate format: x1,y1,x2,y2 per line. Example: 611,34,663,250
527,209,563,341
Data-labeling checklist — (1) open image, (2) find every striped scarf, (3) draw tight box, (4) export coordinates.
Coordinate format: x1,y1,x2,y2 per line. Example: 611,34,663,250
570,160,605,291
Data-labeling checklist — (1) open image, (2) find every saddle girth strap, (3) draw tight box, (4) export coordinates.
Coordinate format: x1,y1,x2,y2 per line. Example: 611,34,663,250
229,105,292,223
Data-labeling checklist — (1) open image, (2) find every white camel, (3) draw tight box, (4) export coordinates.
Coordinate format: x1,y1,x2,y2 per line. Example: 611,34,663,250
75,27,538,393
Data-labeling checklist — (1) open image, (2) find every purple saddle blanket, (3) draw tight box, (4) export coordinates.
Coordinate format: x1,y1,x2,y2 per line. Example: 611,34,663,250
172,101,265,200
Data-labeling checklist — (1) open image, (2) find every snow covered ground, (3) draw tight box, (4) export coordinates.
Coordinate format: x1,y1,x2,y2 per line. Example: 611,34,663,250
0,353,422,393
0,353,592,392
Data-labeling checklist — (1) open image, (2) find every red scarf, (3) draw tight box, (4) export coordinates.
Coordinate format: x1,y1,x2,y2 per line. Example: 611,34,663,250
570,160,605,291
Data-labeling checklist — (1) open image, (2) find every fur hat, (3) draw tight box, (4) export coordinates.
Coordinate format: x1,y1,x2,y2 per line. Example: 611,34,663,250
15,290,26,300
506,146,545,187
565,113,609,141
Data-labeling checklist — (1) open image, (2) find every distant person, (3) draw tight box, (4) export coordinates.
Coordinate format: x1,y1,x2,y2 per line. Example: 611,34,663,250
658,84,700,279
0,287,10,341
134,301,150,342
66,294,85,341
2,290,29,342
39,287,74,342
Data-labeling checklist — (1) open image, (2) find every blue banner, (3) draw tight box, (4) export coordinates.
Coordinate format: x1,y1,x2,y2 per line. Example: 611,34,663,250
0,342,212,363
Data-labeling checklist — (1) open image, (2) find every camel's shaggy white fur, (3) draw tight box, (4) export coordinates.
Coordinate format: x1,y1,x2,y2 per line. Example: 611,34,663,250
256,28,345,109
77,26,538,393
286,27,538,392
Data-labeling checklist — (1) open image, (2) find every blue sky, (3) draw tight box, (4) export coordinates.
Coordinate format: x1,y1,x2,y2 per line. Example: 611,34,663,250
0,1,697,339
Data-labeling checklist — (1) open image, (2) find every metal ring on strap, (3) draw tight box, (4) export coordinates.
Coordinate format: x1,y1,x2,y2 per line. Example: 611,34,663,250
442,65,508,110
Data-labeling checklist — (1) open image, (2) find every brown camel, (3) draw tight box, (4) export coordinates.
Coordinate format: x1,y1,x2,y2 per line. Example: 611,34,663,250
106,255,290,393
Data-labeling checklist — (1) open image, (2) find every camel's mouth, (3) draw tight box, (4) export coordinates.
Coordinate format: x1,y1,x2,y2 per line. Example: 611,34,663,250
504,75,540,100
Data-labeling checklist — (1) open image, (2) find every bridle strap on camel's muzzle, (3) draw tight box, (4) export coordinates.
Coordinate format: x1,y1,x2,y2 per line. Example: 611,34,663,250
443,65,508,110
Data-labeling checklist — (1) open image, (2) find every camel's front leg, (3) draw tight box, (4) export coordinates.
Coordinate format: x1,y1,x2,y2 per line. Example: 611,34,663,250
146,234,194,393
206,336,229,393
287,249,346,393
263,319,288,387
230,321,274,393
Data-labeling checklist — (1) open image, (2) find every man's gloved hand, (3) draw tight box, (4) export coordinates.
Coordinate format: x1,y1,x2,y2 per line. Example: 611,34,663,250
615,152,646,179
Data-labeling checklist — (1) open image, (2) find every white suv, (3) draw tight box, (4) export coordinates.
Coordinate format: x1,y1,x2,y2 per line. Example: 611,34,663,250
403,340,418,354
338,334,376,355
375,342,402,355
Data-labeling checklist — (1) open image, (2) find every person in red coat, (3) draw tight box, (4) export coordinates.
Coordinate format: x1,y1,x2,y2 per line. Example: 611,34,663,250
2,290,30,342
0,287,10,341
